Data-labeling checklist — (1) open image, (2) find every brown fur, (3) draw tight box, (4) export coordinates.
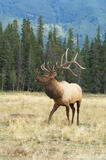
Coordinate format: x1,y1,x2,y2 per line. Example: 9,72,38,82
36,73,82,125
44,79,63,99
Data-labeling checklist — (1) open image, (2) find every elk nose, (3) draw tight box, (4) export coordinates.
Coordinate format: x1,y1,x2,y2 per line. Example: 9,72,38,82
35,76,39,82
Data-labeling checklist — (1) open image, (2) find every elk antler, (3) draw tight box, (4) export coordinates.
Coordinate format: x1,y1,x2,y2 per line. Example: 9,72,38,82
56,48,85,76
41,62,56,73
41,62,50,73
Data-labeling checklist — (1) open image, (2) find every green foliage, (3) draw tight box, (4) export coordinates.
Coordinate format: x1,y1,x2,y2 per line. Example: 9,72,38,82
65,28,76,83
76,34,80,53
10,69,16,91
1,0,106,43
0,18,105,93
81,35,90,92
37,16,44,65
100,33,106,93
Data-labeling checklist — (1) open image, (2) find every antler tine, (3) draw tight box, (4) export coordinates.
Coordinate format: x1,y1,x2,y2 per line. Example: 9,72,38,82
73,53,86,69
55,48,85,76
47,62,57,72
41,62,45,70
60,48,69,66
52,65,56,71
41,62,50,73
65,48,69,62
47,62,52,71
68,68,77,77
74,52,78,61
63,66,78,77
41,62,57,73
61,54,64,65
74,61,86,69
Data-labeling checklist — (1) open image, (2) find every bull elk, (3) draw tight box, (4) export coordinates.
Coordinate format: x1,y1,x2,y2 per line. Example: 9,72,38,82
36,48,85,125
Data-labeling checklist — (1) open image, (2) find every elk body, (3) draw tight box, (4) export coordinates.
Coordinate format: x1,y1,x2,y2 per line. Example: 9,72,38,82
36,49,85,125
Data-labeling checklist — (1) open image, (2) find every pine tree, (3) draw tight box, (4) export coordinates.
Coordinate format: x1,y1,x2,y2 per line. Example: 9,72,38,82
67,28,74,52
21,19,32,90
0,22,3,89
53,25,57,45
17,43,23,90
46,30,55,63
46,27,65,81
95,26,101,93
89,40,101,93
46,27,62,65
28,27,38,91
66,28,76,83
96,25,101,48
63,37,67,51
10,69,16,91
11,20,20,72
101,33,106,93
37,16,44,65
81,35,91,92
2,24,15,90
0,22,3,61
76,34,80,53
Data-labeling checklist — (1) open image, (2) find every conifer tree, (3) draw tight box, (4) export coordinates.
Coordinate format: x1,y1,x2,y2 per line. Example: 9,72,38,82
67,28,74,53
66,28,76,83
17,43,23,90
37,16,44,64
21,19,32,90
11,20,20,70
0,22,3,61
81,35,91,92
0,23,7,90
2,24,15,90
46,30,54,63
75,34,82,85
89,39,101,93
53,25,57,45
46,27,62,65
28,27,38,91
63,37,67,51
94,26,101,93
101,33,106,93
76,34,80,53
0,22,3,89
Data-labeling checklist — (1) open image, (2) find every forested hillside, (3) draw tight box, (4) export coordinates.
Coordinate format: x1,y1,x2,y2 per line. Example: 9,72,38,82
0,17,106,93
0,0,106,41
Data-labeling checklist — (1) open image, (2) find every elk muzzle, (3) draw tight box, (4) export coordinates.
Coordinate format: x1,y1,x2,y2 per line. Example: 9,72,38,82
35,76,41,82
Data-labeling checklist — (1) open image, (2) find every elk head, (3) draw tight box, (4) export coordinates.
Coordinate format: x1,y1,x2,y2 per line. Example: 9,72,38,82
36,48,85,85
36,63,57,86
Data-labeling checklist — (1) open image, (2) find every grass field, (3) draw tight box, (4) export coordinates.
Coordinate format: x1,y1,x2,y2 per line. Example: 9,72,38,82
0,92,106,160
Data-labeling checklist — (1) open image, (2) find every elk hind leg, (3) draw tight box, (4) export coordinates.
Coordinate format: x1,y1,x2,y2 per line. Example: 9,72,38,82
65,106,70,125
77,101,81,126
70,103,75,124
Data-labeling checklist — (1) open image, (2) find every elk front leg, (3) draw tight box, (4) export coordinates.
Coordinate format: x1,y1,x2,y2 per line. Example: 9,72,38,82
48,104,59,124
65,106,70,125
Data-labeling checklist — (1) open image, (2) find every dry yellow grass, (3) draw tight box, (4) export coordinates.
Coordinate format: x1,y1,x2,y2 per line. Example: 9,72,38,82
0,92,106,160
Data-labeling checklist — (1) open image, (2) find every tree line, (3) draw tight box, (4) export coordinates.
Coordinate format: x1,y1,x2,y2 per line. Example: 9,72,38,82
0,16,106,93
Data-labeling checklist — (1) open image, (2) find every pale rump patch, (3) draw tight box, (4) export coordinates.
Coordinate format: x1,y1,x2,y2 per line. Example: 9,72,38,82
54,81,82,106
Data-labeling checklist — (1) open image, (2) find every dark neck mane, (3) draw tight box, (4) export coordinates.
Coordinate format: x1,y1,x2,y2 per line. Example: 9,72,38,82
44,79,63,99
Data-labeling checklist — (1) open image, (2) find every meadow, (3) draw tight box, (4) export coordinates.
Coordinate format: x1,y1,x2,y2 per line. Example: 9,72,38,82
0,92,106,160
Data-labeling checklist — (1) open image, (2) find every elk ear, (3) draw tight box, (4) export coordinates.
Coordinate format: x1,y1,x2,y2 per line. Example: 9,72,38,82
50,71,57,78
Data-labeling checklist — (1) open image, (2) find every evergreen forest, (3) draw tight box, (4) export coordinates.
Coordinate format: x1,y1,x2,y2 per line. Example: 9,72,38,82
0,16,106,93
